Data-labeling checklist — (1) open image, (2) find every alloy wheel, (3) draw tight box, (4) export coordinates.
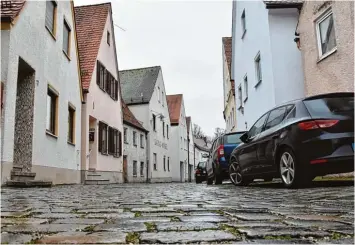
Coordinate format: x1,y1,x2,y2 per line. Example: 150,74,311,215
280,152,295,185
229,162,242,185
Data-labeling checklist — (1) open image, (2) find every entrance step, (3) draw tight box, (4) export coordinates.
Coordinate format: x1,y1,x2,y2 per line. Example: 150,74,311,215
84,179,110,185
6,180,52,188
11,171,36,181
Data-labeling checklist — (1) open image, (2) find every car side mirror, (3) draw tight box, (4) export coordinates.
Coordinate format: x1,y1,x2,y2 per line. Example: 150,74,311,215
240,132,249,143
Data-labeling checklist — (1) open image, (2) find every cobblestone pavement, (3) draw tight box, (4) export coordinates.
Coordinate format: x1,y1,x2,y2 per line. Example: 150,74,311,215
1,181,354,244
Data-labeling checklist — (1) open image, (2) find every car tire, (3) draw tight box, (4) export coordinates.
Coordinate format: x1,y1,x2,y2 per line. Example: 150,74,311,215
195,178,202,184
214,167,223,185
278,147,312,188
229,160,251,186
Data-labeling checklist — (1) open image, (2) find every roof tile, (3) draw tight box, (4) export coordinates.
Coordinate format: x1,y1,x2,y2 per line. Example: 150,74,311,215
167,94,183,125
222,37,232,76
74,3,110,91
1,0,26,21
122,100,147,132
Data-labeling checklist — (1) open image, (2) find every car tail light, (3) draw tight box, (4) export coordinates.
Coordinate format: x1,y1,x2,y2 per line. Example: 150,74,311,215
195,169,200,174
298,120,339,130
310,159,328,164
217,145,224,158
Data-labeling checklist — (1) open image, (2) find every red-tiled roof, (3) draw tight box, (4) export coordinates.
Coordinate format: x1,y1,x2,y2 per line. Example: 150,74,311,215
167,94,183,125
74,3,110,91
186,116,191,134
1,0,26,22
222,37,232,76
122,100,147,132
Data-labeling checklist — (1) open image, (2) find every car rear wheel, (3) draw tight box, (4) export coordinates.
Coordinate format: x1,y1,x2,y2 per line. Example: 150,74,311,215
279,148,311,188
214,167,223,185
229,161,251,186
206,174,213,185
195,177,202,184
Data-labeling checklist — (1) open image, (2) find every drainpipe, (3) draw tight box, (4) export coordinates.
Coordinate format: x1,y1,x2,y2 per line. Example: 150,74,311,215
145,132,149,183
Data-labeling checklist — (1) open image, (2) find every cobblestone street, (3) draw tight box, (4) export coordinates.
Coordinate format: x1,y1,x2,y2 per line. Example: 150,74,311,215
1,181,354,244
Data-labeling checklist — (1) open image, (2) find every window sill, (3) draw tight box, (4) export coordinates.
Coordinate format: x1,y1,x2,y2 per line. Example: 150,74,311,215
140,175,144,177
63,50,71,61
141,146,144,149
133,144,137,147
113,155,120,158
133,175,137,178
46,131,58,139
317,48,337,63
237,105,243,110
241,29,247,39
254,80,262,88
45,26,56,41
124,141,129,144
67,141,75,146
100,152,108,156
244,97,248,103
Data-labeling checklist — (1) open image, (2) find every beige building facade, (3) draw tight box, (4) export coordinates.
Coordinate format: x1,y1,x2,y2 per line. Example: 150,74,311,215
296,1,354,96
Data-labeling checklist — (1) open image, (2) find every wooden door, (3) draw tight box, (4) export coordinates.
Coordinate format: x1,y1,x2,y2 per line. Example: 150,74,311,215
123,156,128,183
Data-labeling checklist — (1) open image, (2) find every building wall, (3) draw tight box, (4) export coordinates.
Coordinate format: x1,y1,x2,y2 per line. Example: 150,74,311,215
187,120,195,181
123,124,147,183
297,1,354,96
268,9,305,105
128,70,171,183
82,11,123,176
233,0,275,131
170,125,180,182
1,1,82,184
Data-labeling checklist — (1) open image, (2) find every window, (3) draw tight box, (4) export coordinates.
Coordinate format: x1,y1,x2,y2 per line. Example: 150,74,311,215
248,113,269,139
132,131,137,146
152,114,156,131
264,107,287,131
124,127,128,143
140,134,144,148
107,31,110,45
133,161,137,177
45,1,57,36
238,85,242,108
316,9,336,57
163,122,165,137
46,87,58,135
167,157,170,171
153,153,157,170
96,61,118,100
244,75,248,100
241,9,246,36
166,125,169,138
162,91,164,106
140,162,144,176
158,87,160,102
98,122,108,154
68,105,75,144
63,20,71,57
255,53,262,85
163,156,166,171
97,61,105,90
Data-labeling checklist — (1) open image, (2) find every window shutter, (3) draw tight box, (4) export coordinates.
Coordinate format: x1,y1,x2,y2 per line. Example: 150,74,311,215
98,122,102,152
118,130,122,157
45,1,55,33
115,80,118,101
106,72,111,94
96,61,101,86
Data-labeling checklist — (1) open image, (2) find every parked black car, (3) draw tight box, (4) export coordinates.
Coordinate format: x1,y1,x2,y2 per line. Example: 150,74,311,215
195,161,207,183
205,131,246,185
229,92,354,188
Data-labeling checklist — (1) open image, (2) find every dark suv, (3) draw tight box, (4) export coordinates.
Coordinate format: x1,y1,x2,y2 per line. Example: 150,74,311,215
206,131,246,185
195,161,207,184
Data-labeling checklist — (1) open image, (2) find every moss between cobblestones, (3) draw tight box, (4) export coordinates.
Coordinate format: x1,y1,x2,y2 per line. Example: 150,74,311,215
220,224,242,239
144,222,157,232
126,232,140,244
123,208,132,212
170,216,181,222
82,225,96,232
134,212,142,217
214,210,224,215
330,232,353,240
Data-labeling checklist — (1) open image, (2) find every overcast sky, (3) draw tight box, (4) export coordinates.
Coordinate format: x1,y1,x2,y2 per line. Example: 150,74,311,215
75,0,232,136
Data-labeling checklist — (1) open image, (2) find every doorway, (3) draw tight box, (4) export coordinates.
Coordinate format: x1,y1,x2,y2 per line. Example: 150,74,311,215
13,58,35,173
180,161,184,182
123,155,128,183
188,165,192,182
88,116,97,170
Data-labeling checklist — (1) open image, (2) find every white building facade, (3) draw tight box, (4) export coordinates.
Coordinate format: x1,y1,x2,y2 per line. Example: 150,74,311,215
75,3,124,184
167,94,189,182
186,117,195,181
231,0,305,131
120,66,172,183
1,0,82,185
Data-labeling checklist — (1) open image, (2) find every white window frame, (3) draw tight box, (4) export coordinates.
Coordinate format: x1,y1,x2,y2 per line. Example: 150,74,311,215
238,84,242,108
254,52,262,86
315,8,337,59
241,9,246,38
243,74,248,101
133,131,137,146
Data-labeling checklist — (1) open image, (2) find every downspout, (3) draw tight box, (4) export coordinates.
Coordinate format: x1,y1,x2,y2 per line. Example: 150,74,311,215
187,137,190,182
145,132,149,183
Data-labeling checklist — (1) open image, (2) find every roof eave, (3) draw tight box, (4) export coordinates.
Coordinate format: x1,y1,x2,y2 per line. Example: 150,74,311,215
123,120,148,133
265,3,303,9
125,101,150,106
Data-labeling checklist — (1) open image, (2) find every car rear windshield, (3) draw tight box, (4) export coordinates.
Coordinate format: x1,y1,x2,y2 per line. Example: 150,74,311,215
197,162,206,168
224,133,244,144
304,96,354,117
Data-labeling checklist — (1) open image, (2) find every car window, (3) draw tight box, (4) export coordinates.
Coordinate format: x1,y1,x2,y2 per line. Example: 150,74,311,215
224,133,244,144
197,162,206,168
304,96,354,117
264,107,287,131
248,113,269,139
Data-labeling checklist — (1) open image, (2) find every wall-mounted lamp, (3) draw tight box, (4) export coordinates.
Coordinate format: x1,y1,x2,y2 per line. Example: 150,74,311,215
294,32,301,50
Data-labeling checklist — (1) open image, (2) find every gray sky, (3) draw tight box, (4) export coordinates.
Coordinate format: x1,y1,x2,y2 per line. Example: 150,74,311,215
75,0,232,136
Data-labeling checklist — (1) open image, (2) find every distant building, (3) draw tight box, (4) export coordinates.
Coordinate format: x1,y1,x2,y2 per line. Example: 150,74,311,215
231,0,304,131
296,1,354,96
1,0,82,185
75,3,124,184
120,66,172,183
222,37,237,133
186,117,195,182
122,101,148,183
167,94,189,182
194,137,211,164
